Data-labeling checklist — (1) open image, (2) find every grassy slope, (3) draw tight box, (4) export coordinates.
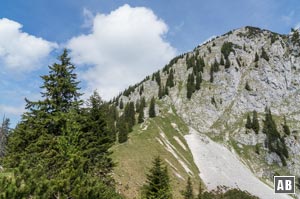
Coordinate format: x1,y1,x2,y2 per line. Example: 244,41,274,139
111,104,201,199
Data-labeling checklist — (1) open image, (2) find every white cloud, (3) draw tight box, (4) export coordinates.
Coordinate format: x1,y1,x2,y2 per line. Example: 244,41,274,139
0,18,58,71
82,8,95,28
67,4,176,100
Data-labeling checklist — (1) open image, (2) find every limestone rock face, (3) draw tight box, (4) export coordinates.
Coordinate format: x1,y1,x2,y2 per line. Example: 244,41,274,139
117,26,300,179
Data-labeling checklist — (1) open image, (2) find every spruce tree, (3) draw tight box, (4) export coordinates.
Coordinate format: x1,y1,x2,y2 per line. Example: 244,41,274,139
138,105,144,124
1,50,122,198
245,81,251,91
135,99,140,113
165,85,169,96
38,49,82,113
155,72,161,86
220,55,225,65
117,116,128,143
282,116,291,136
166,69,175,88
149,97,156,118
197,183,203,199
140,85,144,95
0,117,10,157
119,98,124,109
158,85,164,99
245,114,252,129
213,58,220,72
210,66,214,83
263,108,288,166
124,102,135,131
143,156,172,199
225,57,230,68
182,177,194,199
254,52,259,62
261,47,269,61
252,110,260,134
187,74,195,99
195,72,202,90
141,97,146,108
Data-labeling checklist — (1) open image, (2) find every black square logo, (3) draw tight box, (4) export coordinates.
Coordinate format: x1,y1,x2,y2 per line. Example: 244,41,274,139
274,176,295,194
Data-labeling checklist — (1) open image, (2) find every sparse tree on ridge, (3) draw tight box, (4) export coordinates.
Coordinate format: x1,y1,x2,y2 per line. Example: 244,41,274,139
142,156,172,199
182,177,194,199
149,97,156,118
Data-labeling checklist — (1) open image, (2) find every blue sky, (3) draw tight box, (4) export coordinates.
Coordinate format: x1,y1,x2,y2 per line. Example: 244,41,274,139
0,0,300,127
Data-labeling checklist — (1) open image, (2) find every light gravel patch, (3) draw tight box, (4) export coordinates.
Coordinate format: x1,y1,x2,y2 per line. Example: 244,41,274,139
184,127,293,199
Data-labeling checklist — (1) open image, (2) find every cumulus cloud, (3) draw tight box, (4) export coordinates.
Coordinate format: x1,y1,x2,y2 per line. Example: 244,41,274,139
0,18,57,71
68,4,176,100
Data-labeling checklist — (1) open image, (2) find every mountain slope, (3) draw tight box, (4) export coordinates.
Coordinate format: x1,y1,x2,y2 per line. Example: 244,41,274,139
112,26,300,198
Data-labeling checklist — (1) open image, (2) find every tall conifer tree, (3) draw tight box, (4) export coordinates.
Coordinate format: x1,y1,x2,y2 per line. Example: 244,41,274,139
149,97,156,118
143,156,172,199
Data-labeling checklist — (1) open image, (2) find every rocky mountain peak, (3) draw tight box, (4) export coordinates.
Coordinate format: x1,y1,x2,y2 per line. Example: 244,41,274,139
114,26,300,182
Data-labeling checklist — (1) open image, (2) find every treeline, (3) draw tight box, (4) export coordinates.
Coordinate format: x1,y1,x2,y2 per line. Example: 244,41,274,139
186,52,204,99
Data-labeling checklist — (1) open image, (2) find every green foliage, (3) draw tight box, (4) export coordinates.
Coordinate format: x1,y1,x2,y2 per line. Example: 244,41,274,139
197,57,205,73
0,50,121,198
158,85,164,99
207,46,212,53
260,47,269,61
123,85,136,97
221,42,234,59
0,117,10,157
138,104,145,124
212,59,220,72
162,54,184,72
245,81,251,91
123,102,135,132
236,58,241,67
252,110,259,134
197,183,203,199
282,116,291,136
36,49,82,113
149,97,156,118
255,144,260,154
210,66,214,83
254,52,259,62
270,33,278,44
119,99,124,109
291,29,300,44
166,69,175,88
142,156,172,199
263,108,289,166
140,97,146,108
225,57,230,69
187,54,196,70
245,114,252,129
195,72,202,90
140,85,144,95
199,187,259,199
155,72,161,86
220,56,224,65
181,177,194,199
117,116,129,143
187,74,195,99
